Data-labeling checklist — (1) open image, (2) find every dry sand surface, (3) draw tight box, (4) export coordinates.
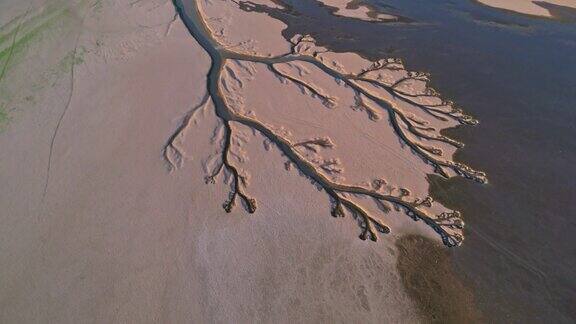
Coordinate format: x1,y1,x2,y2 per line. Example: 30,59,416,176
318,0,398,22
1,0,482,322
475,0,576,17
196,0,291,57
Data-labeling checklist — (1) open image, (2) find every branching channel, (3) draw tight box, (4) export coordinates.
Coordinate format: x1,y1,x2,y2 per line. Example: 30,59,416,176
169,0,486,247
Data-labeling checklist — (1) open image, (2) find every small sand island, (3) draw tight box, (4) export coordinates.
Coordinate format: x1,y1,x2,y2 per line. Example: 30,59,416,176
1,0,487,322
318,0,400,22
475,0,576,18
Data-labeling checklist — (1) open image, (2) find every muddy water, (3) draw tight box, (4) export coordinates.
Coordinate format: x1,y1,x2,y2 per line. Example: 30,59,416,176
258,0,576,322
178,0,576,322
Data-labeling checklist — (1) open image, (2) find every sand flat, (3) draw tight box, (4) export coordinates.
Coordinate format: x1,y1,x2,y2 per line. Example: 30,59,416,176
318,0,398,22
0,0,424,321
1,0,482,322
0,0,214,321
476,0,576,17
196,0,291,57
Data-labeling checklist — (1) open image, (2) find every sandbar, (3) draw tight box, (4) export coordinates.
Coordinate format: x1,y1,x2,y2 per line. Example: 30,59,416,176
475,0,576,18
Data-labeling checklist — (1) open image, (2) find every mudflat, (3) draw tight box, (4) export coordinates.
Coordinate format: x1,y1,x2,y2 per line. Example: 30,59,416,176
0,0,488,322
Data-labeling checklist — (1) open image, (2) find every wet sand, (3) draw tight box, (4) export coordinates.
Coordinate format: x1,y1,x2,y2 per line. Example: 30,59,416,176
396,235,482,323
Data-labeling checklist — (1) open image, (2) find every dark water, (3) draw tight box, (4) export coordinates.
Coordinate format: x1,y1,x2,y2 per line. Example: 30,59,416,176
244,0,576,322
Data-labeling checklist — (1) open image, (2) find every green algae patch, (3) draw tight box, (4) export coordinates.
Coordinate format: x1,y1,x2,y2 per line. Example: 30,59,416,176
0,26,39,81
0,2,85,132
0,104,7,127
0,4,74,84
57,47,85,72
